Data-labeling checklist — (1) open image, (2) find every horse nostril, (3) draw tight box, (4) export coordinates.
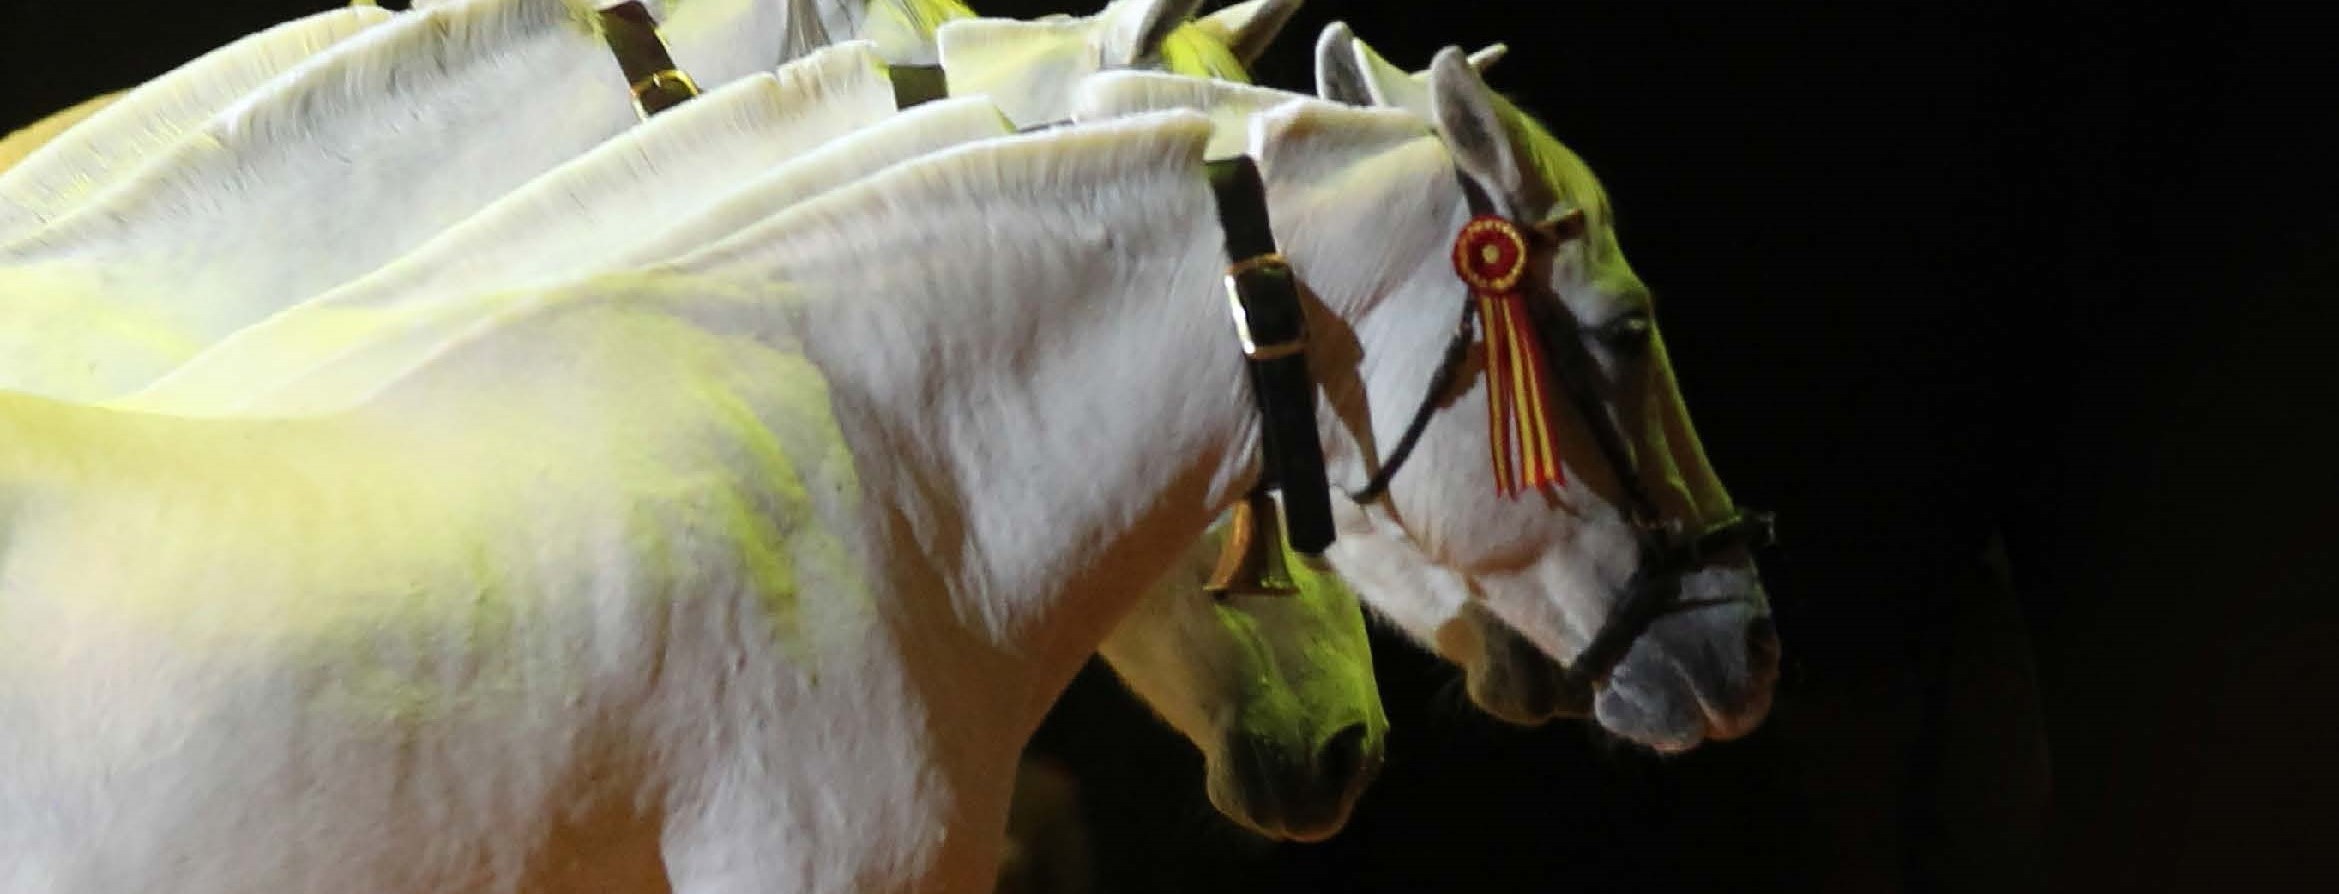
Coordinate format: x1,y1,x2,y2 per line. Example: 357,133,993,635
1316,722,1375,784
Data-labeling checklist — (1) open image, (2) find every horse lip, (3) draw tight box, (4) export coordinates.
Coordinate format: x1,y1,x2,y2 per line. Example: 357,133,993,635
1207,729,1375,842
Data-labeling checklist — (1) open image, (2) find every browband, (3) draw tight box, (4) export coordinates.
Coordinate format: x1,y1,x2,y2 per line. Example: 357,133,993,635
596,1,699,119
1204,156,1336,559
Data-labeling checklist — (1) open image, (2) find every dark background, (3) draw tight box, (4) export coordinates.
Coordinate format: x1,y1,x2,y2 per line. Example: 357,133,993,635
6,1,2334,891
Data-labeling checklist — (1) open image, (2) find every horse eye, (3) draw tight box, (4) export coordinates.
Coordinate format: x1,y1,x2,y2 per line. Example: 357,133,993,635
1596,314,1653,353
1534,209,1587,244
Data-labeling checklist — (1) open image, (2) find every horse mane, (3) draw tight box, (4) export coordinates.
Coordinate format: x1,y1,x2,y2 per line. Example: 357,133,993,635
0,91,121,170
344,40,896,291
1155,19,1250,82
1487,93,1618,249
1,0,597,254
1072,69,1304,158
155,93,1018,419
934,2,1250,82
1247,97,1471,312
205,0,599,150
674,109,1216,283
0,4,391,226
868,0,977,37
620,94,1012,266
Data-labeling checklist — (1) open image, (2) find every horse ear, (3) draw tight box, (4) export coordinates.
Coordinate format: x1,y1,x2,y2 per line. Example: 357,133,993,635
1314,21,1374,104
1103,0,1207,67
1467,43,1508,72
1427,45,1526,203
1191,0,1304,68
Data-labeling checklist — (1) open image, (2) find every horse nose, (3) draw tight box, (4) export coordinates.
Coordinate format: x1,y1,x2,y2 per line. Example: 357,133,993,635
1316,722,1380,789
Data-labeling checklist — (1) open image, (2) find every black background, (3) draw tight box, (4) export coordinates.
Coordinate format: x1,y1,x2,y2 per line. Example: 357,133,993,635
5,1,2335,891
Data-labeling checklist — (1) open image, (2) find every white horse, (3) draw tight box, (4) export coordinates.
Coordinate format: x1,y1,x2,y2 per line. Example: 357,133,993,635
2,43,1766,888
1085,26,1777,739
4,7,1388,845
26,0,1390,834
1056,62,1777,749
70,3,1632,734
1295,23,1594,727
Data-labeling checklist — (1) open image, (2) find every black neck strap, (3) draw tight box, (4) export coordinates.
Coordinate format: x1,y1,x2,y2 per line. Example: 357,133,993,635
1204,157,1335,558
597,1,699,119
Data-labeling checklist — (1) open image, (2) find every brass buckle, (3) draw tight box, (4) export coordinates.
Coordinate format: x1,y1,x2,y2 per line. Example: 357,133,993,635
630,68,699,118
1224,253,1306,361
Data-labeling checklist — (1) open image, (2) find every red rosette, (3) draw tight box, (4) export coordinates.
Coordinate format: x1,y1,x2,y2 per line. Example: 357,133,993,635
1452,215,1529,295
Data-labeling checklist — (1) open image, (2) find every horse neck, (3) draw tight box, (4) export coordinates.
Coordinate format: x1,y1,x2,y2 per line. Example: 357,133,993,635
677,117,1260,726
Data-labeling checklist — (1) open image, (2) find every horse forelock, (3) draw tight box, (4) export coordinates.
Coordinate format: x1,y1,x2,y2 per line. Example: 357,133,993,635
1488,93,1618,247
1156,22,1250,83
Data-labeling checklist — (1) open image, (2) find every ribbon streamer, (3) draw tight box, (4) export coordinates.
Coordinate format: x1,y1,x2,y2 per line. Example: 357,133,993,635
1452,215,1566,497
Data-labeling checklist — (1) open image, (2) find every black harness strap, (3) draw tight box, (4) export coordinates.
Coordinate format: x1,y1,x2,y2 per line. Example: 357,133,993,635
1205,157,1335,558
596,1,698,119
1348,301,1475,504
887,64,950,109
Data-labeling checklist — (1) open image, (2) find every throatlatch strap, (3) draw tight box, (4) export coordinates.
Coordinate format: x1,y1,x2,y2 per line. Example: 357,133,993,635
597,1,699,119
888,64,949,109
1205,157,1335,558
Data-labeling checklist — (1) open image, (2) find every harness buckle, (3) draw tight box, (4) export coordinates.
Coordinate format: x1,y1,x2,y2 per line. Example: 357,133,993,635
629,68,699,119
1225,254,1307,361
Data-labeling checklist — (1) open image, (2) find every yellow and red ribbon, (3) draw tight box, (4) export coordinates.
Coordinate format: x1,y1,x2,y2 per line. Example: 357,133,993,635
1452,215,1565,497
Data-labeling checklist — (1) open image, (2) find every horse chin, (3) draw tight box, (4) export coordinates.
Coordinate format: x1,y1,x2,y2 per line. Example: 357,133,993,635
1204,768,1345,843
1589,599,1780,752
1462,624,1582,727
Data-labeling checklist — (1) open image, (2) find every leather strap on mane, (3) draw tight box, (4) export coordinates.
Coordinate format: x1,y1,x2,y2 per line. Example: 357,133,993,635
596,1,699,119
1205,156,1335,559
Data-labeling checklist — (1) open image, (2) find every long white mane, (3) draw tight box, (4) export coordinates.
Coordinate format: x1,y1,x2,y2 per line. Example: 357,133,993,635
0,4,394,238
107,39,898,414
0,0,681,400
133,91,1018,418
